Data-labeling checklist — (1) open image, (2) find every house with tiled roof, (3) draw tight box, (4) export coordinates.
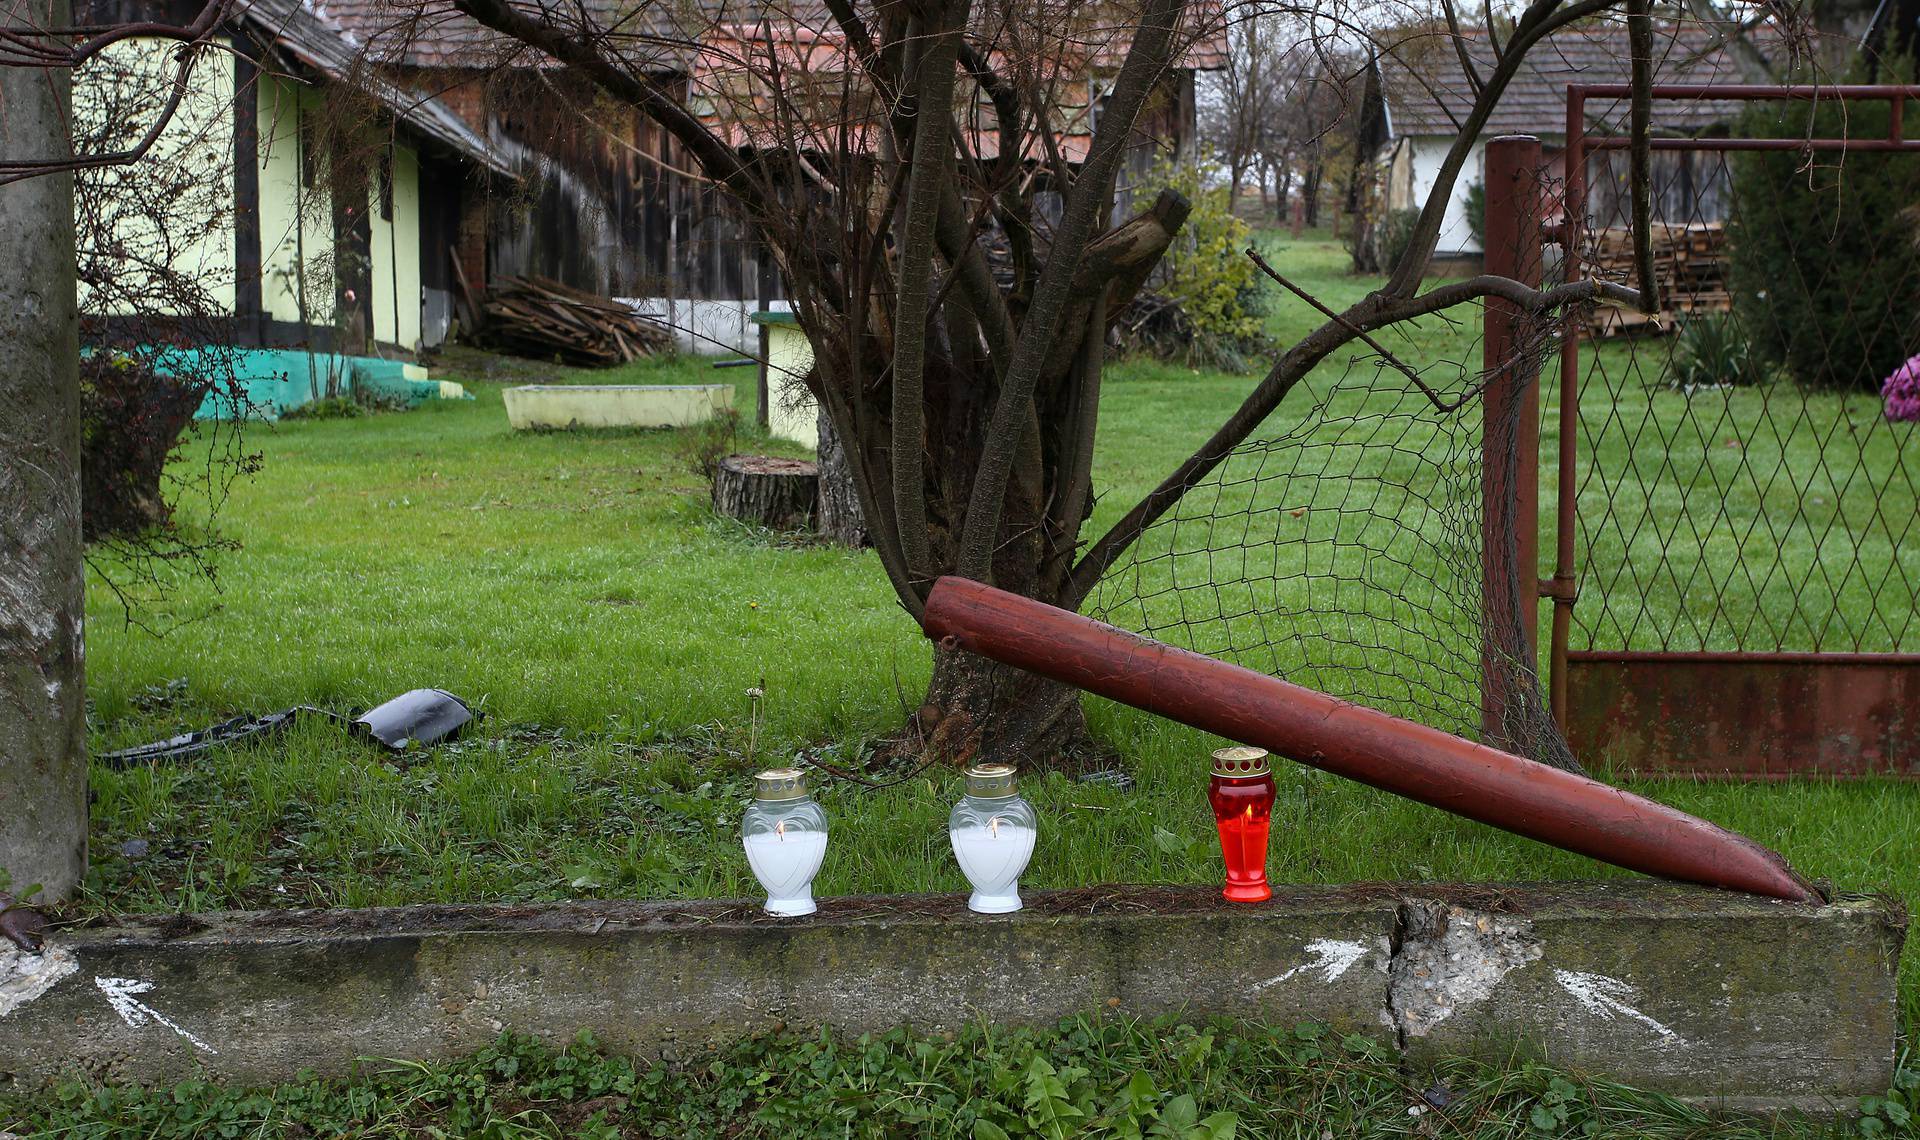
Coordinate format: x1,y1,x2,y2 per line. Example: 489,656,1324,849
1353,19,1749,264
299,0,1229,350
72,0,515,365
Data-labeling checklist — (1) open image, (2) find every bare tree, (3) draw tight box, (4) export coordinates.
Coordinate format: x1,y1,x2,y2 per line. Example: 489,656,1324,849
348,0,1662,769
1201,10,1358,225
1677,0,1905,82
1204,7,1281,205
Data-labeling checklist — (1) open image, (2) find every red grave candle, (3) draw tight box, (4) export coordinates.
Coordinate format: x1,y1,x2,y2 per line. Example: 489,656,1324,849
1208,746,1276,903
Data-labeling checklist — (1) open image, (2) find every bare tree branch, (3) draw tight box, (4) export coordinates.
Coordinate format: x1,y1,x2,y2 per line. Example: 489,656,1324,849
953,0,1189,584
1067,268,1640,604
1379,0,1622,299
1628,0,1659,312
892,0,971,585
0,0,235,184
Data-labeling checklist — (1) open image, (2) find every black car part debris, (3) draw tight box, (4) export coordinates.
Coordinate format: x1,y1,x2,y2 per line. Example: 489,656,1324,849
99,689,476,767
355,688,474,750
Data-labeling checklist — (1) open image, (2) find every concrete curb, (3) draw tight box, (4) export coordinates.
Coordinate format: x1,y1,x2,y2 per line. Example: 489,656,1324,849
0,883,1903,1114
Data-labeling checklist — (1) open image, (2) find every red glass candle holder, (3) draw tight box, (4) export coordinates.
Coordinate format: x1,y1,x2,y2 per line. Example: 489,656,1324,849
1209,746,1276,903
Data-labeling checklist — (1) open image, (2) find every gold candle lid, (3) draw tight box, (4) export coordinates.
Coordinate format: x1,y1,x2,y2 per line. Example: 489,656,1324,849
1210,746,1270,778
963,763,1019,798
754,767,809,801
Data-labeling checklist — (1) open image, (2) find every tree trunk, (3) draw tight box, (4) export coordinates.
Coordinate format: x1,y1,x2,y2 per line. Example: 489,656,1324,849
0,0,88,903
712,454,817,530
814,403,867,547
914,643,1094,771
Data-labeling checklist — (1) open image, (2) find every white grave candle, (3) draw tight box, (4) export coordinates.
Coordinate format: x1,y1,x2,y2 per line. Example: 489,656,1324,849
949,817,1036,914
744,824,828,916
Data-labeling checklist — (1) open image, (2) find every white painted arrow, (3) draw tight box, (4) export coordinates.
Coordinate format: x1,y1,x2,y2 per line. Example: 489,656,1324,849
1250,939,1372,992
94,976,218,1054
1552,969,1682,1044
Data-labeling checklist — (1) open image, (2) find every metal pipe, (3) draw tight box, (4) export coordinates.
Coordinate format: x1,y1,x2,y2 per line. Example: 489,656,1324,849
1571,83,1920,152
921,576,1821,903
1569,649,1920,666
1573,83,1920,99
1549,89,1586,732
1586,136,1920,152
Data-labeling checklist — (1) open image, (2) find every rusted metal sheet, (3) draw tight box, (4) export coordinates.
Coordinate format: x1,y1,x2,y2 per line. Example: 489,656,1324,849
1545,82,1920,754
922,576,1819,903
1566,652,1920,779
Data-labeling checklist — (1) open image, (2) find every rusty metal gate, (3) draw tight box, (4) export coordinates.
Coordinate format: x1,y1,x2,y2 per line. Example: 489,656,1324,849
1544,84,1920,778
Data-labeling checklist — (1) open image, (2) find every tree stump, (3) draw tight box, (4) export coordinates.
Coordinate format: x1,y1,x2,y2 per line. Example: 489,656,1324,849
713,455,818,531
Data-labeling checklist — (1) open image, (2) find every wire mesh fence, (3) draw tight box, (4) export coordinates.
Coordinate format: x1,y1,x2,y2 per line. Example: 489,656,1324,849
1564,115,1920,659
1088,181,1570,761
1092,88,1920,777
1089,342,1495,740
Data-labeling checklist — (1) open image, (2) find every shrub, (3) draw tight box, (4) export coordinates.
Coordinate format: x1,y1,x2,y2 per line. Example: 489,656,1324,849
280,395,364,421
1670,312,1771,390
1464,179,1487,248
79,352,207,541
1128,159,1272,370
677,405,742,483
1885,353,1920,421
1372,207,1423,277
1726,66,1920,393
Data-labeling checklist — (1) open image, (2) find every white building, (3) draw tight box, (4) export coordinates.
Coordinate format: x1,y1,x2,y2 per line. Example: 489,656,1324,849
1355,22,1746,267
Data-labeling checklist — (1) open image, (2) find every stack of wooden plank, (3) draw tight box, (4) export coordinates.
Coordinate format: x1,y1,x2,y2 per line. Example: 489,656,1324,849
480,276,673,366
1584,223,1731,338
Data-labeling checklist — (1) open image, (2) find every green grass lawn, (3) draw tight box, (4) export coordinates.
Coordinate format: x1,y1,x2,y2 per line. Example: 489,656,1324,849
78,233,1920,992
6,1018,1897,1139
44,232,1918,1133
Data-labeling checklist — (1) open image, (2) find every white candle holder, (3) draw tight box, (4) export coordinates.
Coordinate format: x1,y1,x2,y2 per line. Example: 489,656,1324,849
948,763,1037,914
742,768,828,916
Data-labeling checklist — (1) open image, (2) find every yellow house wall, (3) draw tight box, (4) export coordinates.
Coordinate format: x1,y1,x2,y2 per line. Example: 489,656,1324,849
257,73,336,330
72,37,236,316
765,322,818,448
76,44,432,351
370,144,423,349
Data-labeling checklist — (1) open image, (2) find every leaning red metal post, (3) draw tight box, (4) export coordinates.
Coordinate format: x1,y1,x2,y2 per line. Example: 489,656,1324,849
1479,135,1545,746
922,576,1819,903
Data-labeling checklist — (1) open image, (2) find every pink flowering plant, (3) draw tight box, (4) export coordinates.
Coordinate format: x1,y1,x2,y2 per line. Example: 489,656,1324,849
1885,353,1920,422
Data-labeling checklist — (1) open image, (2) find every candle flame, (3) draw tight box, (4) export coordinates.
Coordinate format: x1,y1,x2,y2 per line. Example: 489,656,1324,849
988,817,1000,839
775,820,786,841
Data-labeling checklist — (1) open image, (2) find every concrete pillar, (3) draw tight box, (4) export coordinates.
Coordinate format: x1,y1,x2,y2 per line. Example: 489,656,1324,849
0,0,88,902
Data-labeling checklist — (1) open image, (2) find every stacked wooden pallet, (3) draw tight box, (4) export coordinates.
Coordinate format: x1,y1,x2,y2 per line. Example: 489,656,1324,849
481,276,672,366
1584,223,1731,338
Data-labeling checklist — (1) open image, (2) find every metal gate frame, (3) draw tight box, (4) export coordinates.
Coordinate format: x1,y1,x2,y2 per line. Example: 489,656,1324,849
1539,83,1920,778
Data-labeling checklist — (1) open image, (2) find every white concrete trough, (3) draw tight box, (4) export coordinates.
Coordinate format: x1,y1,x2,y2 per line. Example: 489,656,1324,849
503,383,733,430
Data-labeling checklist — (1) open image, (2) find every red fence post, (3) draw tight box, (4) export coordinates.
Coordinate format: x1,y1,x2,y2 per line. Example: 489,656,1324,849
1480,135,1544,746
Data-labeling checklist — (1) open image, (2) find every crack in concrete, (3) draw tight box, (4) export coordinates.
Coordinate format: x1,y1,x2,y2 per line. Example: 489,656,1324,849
1383,899,1543,1044
0,943,77,1019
